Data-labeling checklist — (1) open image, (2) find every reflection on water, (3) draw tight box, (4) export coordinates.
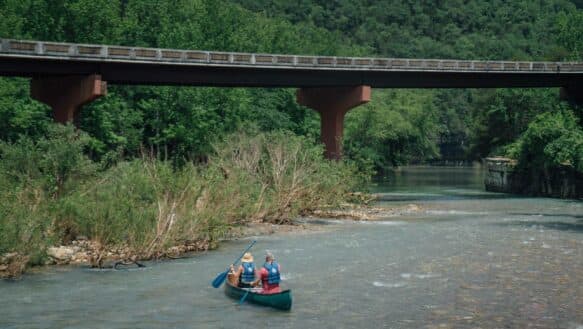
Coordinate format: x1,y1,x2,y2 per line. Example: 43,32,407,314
1,166,582,329
379,165,486,189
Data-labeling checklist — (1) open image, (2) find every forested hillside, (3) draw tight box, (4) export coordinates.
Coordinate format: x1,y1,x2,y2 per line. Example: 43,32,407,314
0,0,369,276
234,0,583,173
233,0,572,60
0,0,581,170
1,0,582,277
0,0,363,164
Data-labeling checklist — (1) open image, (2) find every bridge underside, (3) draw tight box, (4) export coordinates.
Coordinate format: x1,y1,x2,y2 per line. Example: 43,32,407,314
2,53,582,159
1,57,583,89
16,70,583,159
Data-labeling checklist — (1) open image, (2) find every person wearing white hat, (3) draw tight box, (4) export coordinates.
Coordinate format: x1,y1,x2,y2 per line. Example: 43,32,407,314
229,252,258,288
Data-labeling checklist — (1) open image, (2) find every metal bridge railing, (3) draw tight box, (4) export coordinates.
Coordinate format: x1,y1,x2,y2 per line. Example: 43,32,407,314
2,38,583,73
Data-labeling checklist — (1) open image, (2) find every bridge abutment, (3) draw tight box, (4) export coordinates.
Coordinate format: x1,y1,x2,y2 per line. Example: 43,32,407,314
31,74,107,123
297,86,371,159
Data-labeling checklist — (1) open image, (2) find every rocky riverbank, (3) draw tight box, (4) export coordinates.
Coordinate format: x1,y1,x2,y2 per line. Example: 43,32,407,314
0,238,212,279
0,199,425,279
0,221,313,279
307,203,423,221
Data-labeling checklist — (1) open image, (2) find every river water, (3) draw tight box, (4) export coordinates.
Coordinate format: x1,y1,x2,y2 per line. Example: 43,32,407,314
1,166,582,329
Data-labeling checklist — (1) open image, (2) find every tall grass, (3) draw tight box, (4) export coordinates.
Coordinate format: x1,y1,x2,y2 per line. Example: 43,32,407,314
0,126,364,276
212,131,363,223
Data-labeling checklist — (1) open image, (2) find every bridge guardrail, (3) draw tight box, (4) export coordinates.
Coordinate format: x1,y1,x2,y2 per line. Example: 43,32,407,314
1,38,582,73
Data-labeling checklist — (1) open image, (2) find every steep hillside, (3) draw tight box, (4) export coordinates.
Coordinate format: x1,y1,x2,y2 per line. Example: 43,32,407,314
233,0,582,171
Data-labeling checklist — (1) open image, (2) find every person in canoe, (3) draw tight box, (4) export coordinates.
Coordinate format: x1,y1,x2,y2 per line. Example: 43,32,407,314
259,252,281,294
229,252,258,288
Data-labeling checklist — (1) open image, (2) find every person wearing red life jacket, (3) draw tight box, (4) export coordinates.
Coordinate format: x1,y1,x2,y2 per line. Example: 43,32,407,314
259,252,281,294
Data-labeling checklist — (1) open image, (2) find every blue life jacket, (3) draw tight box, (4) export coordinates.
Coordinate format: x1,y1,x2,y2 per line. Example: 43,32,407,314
263,261,280,284
240,262,255,283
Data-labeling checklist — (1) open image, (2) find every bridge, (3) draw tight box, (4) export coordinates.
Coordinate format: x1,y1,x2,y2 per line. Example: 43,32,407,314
1,39,583,158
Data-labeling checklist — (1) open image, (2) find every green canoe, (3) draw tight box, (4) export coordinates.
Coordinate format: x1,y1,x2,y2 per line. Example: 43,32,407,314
224,281,292,311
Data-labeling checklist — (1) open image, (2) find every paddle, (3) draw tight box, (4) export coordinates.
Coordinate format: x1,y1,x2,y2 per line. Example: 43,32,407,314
239,289,251,305
240,286,262,305
211,240,257,288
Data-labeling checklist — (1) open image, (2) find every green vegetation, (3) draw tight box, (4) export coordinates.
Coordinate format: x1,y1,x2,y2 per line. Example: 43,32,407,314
234,0,583,170
235,0,583,187
0,0,582,275
0,0,369,277
0,0,361,165
508,109,583,173
468,89,562,159
0,126,361,276
1,0,581,170
233,0,573,60
504,109,583,195
344,90,439,174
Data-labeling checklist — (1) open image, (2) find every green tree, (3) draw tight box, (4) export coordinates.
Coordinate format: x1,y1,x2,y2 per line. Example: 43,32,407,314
557,10,583,60
344,90,439,173
0,78,51,142
469,89,559,158
507,109,583,173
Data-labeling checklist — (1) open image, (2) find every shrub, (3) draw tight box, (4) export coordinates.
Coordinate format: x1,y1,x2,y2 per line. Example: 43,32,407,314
212,131,363,223
0,124,96,198
507,108,583,173
1,129,365,276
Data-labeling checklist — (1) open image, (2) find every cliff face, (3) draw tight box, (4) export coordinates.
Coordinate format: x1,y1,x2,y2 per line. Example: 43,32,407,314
485,158,583,199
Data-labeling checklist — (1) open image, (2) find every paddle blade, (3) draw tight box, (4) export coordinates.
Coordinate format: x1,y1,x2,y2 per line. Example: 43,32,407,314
212,270,228,288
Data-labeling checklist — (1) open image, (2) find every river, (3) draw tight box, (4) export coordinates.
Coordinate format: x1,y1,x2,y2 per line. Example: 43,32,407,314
1,166,582,329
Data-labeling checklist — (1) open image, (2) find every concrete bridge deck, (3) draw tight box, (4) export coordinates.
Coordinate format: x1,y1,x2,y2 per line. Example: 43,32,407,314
1,39,583,88
1,38,582,159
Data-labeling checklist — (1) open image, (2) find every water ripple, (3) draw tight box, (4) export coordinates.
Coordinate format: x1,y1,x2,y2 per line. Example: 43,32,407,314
373,281,407,288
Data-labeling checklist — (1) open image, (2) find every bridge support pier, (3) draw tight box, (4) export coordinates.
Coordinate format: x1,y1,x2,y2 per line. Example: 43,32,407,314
560,85,583,107
297,86,371,160
31,74,107,123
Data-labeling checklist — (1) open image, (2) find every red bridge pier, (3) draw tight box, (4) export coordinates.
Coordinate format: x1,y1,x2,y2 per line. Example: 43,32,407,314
297,86,371,160
31,74,107,123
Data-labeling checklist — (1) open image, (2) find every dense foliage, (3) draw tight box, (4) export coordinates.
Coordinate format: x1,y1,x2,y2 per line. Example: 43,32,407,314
0,0,361,164
344,90,439,173
1,0,582,170
1,0,582,276
508,109,583,173
0,126,361,275
234,0,574,60
234,0,583,171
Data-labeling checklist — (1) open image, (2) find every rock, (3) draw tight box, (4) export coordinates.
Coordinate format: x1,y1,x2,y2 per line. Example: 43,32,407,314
406,204,421,211
43,258,56,265
1,252,19,264
0,255,29,279
47,246,75,261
